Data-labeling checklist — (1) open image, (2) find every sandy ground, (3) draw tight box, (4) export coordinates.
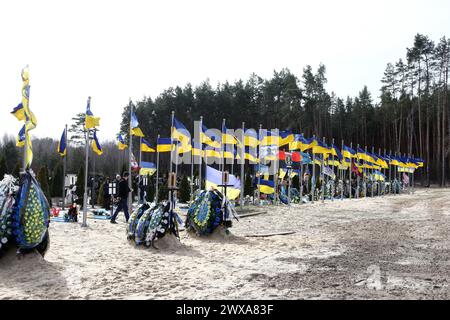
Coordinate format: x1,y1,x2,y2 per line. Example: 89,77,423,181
0,188,449,300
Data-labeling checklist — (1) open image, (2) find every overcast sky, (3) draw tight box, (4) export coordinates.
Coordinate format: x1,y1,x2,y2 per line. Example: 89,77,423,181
1,0,449,142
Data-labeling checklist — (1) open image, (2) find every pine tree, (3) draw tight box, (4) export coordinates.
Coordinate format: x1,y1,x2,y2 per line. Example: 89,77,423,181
50,161,64,197
0,155,7,179
179,175,190,203
75,165,85,205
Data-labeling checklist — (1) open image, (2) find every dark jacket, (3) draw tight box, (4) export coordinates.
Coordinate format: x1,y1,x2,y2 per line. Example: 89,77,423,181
117,179,131,199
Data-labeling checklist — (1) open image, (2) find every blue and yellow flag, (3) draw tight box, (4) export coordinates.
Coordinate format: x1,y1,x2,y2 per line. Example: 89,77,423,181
356,147,370,162
205,165,241,200
342,145,356,159
117,134,128,150
201,124,221,148
259,130,280,146
312,139,332,155
244,146,258,163
131,112,144,137
139,161,157,176
172,117,190,144
16,125,26,147
91,130,103,155
85,97,100,129
21,66,37,131
279,130,294,147
57,128,67,156
157,137,173,152
244,129,259,148
258,179,275,195
222,124,237,145
300,137,317,152
331,144,343,160
11,103,26,121
141,139,155,152
289,134,303,150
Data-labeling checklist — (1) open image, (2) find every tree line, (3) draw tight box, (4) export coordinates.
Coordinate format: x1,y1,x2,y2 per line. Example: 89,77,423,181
1,33,448,189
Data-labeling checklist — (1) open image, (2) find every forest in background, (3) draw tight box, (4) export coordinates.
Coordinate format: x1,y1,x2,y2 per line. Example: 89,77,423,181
1,33,449,194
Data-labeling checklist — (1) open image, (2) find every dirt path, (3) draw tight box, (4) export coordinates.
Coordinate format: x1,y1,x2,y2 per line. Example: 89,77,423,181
0,188,449,299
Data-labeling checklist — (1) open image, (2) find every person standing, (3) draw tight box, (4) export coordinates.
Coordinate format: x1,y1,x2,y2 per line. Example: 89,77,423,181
110,172,132,224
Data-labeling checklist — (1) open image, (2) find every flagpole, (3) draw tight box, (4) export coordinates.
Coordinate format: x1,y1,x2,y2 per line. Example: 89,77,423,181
331,138,335,202
321,137,325,203
82,98,91,228
383,148,387,196
190,148,194,202
341,139,344,200
257,124,262,205
199,116,203,190
62,124,67,208
240,121,245,210
349,142,353,200
371,146,374,198
221,119,225,186
412,153,415,194
312,134,316,203
274,128,279,206
389,150,393,195
155,134,160,203
299,133,304,204
128,103,133,213
170,111,174,174
138,136,142,203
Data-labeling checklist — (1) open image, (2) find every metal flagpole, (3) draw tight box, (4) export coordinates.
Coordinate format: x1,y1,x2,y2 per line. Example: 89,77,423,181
155,134,160,203
331,138,335,202
321,137,325,203
389,150,393,195
341,139,344,200
363,146,367,198
199,116,203,190
92,142,96,208
349,142,353,200
170,111,175,174
312,134,316,203
257,124,262,205
371,146,375,198
138,136,142,203
274,129,279,206
221,119,225,185
190,146,194,202
128,104,133,213
412,153,415,194
299,132,304,204
240,122,245,210
82,98,91,228
356,143,360,199
62,124,67,208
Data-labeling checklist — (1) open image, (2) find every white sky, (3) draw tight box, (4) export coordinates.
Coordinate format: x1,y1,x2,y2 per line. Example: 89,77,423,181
1,0,449,141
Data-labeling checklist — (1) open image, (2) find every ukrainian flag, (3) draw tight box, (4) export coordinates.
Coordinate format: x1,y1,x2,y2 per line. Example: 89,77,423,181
131,112,144,137
177,142,192,154
205,166,241,200
157,137,173,152
289,134,303,151
202,124,221,148
312,139,332,155
16,125,26,147
141,139,155,152
85,97,100,129
139,161,157,176
244,146,258,163
260,130,280,146
366,152,378,164
117,134,128,150
20,66,37,131
191,144,204,157
203,148,222,159
11,103,26,121
373,170,386,181
331,144,343,160
300,137,317,152
258,179,275,195
342,145,356,159
222,125,237,145
375,154,388,169
57,128,67,157
415,158,424,167
279,130,294,147
91,130,103,155
172,117,190,144
356,147,371,162
244,129,259,147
